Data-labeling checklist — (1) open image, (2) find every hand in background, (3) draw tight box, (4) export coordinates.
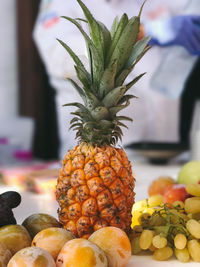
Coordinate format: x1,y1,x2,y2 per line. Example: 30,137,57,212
148,15,200,55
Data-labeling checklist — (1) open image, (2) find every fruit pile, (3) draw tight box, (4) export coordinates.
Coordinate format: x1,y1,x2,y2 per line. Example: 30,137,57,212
130,183,200,262
0,191,132,267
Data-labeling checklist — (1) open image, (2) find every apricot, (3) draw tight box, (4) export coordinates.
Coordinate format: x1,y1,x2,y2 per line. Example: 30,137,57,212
89,226,131,267
32,227,75,260
7,247,55,267
56,238,108,267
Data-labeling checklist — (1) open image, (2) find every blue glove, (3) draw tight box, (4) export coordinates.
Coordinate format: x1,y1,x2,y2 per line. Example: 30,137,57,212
149,15,200,55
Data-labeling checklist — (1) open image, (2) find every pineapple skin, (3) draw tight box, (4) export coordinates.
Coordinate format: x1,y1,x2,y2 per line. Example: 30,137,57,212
56,142,135,238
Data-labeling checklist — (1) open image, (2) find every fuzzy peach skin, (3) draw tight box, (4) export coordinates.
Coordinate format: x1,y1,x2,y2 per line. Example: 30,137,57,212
7,247,55,267
32,227,75,260
56,238,108,267
89,226,131,267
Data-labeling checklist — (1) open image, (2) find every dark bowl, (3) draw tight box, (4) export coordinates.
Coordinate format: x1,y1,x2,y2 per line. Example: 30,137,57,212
125,142,188,164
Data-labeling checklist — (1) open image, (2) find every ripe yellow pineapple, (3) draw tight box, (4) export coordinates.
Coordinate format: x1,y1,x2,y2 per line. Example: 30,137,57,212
56,0,150,238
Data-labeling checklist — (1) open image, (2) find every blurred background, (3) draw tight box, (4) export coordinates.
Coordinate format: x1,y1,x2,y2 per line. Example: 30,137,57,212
0,0,59,167
0,0,200,168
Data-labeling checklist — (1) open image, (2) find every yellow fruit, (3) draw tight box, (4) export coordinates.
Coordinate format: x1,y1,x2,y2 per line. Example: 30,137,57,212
185,197,200,214
32,227,75,260
178,161,200,185
132,199,148,212
56,238,108,267
88,226,131,267
0,241,12,267
186,184,200,197
153,247,173,261
131,211,142,228
188,239,200,262
174,234,187,250
56,144,135,238
7,247,55,267
139,230,154,250
0,225,31,255
148,194,164,207
175,248,190,262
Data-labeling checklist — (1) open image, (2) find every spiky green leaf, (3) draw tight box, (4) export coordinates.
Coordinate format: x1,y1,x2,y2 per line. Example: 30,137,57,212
67,78,86,104
110,16,119,38
106,13,128,65
125,36,151,68
74,66,92,91
118,95,136,105
77,0,104,61
108,16,140,73
102,86,126,107
125,72,146,91
61,16,104,88
99,59,118,98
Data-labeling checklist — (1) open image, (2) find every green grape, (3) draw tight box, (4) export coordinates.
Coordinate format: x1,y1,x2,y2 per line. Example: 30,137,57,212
139,213,151,226
131,225,143,237
149,214,166,227
170,209,188,224
186,219,200,239
148,195,163,207
139,230,154,250
186,184,200,197
153,247,173,261
188,240,200,262
189,213,200,221
185,197,200,214
130,236,141,255
175,248,190,262
154,226,167,235
152,235,167,249
172,201,185,210
174,233,187,250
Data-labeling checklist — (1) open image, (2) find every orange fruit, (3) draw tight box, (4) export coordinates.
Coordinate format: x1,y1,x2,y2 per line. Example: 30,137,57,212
89,226,131,267
148,177,175,196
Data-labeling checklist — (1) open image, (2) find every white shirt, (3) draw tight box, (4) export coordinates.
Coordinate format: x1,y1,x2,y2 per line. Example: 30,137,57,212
33,0,196,157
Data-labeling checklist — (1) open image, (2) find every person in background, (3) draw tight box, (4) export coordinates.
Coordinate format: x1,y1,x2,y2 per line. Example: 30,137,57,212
33,0,200,159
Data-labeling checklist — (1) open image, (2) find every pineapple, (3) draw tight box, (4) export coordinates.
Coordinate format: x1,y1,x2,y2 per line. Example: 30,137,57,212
56,0,150,238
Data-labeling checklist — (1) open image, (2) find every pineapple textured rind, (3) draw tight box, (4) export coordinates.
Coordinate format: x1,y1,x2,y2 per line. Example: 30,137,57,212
56,143,135,238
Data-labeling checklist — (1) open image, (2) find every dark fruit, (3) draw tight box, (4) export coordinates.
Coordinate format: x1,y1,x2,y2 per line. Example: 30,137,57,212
0,191,21,227
22,213,61,239
0,205,16,227
0,191,21,209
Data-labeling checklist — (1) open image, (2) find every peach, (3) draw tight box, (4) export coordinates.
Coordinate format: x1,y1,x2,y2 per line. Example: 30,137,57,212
7,246,55,267
89,226,131,267
56,238,108,267
32,227,75,260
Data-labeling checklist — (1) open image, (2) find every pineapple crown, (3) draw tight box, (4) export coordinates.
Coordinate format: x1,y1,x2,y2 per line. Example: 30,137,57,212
57,0,150,146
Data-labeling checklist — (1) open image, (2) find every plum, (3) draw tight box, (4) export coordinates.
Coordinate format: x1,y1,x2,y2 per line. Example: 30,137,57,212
22,213,61,239
0,225,31,255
